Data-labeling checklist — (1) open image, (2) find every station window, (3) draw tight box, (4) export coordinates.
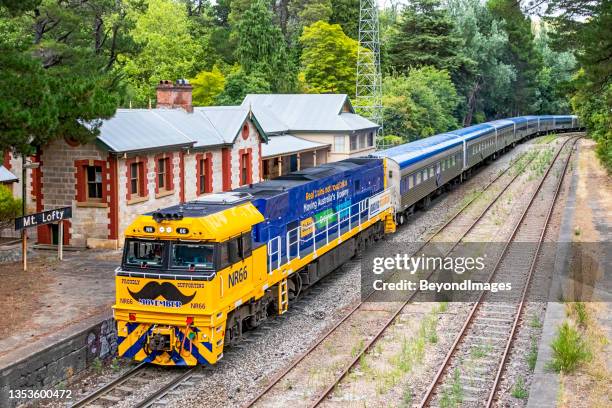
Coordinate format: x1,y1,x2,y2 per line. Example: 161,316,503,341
130,162,144,196
239,150,252,186
359,133,366,149
334,136,346,153
198,156,212,195
87,166,103,200
157,157,171,191
367,132,374,147
350,135,358,151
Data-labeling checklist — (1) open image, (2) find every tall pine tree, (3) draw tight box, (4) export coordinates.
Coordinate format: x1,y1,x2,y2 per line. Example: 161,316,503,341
387,0,463,74
488,0,542,115
234,0,296,92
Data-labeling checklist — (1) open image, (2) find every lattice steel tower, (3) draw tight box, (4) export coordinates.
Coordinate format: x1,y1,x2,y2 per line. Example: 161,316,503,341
355,0,384,149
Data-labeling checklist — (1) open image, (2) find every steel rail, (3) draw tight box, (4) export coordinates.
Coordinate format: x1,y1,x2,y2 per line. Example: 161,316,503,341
485,137,579,407
71,362,147,408
133,366,200,408
245,141,544,408
418,136,579,407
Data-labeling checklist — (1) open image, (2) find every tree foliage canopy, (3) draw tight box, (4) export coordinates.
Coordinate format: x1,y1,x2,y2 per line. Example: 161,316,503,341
299,21,358,95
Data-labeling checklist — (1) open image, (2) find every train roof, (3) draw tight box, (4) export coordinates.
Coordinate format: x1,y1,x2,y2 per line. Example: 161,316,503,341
147,158,382,219
373,133,463,169
234,157,380,198
375,114,577,169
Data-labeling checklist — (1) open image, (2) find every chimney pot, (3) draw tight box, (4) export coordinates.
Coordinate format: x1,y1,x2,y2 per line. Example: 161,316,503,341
156,79,193,113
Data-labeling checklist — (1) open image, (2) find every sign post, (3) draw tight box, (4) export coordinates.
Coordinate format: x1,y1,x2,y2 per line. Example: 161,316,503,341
15,207,72,270
58,221,63,261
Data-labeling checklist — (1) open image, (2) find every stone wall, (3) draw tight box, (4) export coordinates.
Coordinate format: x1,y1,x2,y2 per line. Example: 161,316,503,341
183,149,223,201
40,140,110,248
229,120,262,187
117,152,182,242
0,317,117,408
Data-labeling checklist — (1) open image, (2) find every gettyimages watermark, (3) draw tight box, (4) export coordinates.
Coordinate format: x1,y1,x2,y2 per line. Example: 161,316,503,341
360,241,611,303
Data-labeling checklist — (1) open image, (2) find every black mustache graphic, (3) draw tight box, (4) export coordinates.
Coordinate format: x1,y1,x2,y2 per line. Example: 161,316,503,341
128,282,196,305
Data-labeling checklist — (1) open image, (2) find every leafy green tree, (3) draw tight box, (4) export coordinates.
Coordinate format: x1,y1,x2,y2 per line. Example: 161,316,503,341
533,26,576,114
191,66,225,106
383,67,460,140
299,21,358,95
290,0,332,27
488,0,543,115
121,0,200,106
387,0,464,74
1,0,125,155
330,0,359,39
545,0,611,170
446,0,515,125
234,0,296,92
215,67,271,105
0,10,57,155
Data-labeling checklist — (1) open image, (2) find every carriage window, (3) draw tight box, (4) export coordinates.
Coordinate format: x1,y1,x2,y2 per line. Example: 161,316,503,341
124,240,164,267
416,173,421,185
171,243,214,270
429,167,434,177
408,176,414,189
422,170,427,181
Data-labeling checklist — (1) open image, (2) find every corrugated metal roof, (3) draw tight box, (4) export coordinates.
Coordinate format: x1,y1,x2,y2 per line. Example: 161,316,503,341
242,94,379,132
249,105,289,135
195,107,250,144
96,107,256,152
0,165,17,183
262,135,329,158
97,109,195,153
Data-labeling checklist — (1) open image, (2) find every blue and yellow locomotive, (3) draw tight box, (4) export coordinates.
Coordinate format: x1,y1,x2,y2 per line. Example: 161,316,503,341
114,114,581,366
114,158,395,366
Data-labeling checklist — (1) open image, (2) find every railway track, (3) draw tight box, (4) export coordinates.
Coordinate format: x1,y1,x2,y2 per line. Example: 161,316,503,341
419,136,579,407
71,364,203,408
244,137,572,408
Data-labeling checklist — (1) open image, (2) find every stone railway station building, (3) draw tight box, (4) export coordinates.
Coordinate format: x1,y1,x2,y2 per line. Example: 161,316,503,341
3,81,378,249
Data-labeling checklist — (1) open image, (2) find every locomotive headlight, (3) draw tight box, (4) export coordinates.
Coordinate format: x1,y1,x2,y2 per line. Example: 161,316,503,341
166,227,172,233
159,226,165,233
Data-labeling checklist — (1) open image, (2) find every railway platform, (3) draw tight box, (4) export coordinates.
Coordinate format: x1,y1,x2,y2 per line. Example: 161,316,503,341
0,248,120,406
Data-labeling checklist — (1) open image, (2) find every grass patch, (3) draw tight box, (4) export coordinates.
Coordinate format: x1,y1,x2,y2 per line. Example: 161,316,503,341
460,190,481,207
548,322,591,373
511,376,529,399
470,343,492,359
401,386,413,407
515,149,539,175
529,148,554,179
351,338,365,357
567,302,589,326
439,368,463,408
527,337,539,371
91,357,103,374
529,315,543,328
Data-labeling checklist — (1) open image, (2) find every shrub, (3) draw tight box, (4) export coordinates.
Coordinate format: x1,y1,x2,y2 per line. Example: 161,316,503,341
0,185,21,230
549,322,590,373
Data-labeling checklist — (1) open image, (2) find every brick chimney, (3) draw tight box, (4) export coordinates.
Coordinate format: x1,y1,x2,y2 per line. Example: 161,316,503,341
156,79,193,112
